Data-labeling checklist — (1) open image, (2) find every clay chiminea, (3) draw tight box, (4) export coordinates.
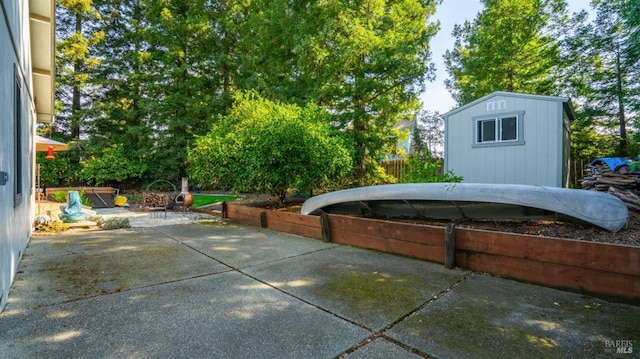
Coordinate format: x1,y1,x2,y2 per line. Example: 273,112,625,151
178,177,194,209
183,193,194,209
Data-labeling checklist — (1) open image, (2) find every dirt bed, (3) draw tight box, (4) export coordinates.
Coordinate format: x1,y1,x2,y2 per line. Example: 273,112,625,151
399,211,640,247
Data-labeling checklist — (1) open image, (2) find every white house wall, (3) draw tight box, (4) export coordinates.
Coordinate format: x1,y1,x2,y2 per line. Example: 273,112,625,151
444,93,567,187
1,0,36,312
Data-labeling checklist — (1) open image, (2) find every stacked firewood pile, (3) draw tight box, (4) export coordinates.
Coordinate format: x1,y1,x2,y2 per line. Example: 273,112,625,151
581,162,640,212
143,193,171,208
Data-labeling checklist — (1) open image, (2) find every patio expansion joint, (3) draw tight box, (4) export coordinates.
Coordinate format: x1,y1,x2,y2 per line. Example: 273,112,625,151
161,234,367,328
384,271,476,331
27,269,238,311
336,271,477,358
153,228,479,358
237,245,339,271
155,227,339,271
235,265,381,336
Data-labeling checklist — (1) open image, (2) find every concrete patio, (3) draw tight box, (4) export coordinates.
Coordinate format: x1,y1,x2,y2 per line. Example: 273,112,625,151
1,220,638,358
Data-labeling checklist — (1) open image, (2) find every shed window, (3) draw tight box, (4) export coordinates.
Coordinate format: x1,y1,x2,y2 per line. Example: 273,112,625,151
501,116,517,140
473,111,525,148
478,119,496,142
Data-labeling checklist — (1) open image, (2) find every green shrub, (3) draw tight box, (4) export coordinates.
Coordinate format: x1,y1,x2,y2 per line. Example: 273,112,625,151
50,188,93,207
50,190,69,203
361,158,396,186
50,189,94,207
188,92,353,206
79,144,148,186
401,150,463,183
101,217,131,230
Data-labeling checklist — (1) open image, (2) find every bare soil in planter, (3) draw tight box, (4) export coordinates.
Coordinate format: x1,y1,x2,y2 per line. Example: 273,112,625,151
400,211,640,247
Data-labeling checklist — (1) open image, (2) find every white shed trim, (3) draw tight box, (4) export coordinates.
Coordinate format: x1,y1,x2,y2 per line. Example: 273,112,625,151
443,91,576,120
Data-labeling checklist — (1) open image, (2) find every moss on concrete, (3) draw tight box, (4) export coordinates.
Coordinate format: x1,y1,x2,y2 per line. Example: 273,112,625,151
318,270,423,323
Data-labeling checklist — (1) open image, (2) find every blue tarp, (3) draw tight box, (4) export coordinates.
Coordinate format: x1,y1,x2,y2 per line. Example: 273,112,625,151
590,157,630,172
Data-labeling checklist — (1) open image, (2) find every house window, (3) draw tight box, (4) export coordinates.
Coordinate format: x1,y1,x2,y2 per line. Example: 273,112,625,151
473,111,524,148
14,65,22,207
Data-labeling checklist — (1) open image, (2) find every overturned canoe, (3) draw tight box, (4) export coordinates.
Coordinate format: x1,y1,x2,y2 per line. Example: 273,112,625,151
301,183,629,232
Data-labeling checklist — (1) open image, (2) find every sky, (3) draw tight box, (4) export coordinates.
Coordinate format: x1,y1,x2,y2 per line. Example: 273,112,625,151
420,0,595,114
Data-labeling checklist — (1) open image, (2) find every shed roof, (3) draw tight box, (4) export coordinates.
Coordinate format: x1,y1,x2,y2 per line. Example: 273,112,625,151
442,91,577,123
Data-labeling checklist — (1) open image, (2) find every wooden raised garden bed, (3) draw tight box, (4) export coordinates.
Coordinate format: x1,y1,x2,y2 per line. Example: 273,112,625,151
198,202,640,304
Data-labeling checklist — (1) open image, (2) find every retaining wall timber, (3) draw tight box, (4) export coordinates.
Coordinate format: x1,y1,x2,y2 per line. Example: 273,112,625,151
208,203,640,304
225,204,322,240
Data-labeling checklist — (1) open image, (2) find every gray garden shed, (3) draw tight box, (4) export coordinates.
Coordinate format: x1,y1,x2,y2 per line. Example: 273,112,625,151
442,92,575,188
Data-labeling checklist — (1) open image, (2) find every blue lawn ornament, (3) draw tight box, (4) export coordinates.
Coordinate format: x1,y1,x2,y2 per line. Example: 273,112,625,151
59,191,87,223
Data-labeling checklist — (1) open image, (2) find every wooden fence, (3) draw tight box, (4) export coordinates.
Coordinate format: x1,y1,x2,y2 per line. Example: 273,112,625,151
380,159,406,182
570,159,588,188
195,203,640,304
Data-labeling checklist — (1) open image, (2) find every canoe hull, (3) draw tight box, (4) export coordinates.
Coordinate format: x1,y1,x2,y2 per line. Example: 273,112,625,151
301,183,629,232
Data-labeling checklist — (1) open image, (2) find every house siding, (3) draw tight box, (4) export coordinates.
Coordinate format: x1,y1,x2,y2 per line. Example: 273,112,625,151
444,92,572,188
0,0,36,312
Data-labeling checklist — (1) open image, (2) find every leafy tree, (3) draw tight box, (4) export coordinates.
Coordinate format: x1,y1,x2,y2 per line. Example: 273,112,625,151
315,0,440,185
414,110,444,159
561,0,639,158
236,0,440,185
188,93,353,205
402,119,460,183
79,144,148,186
621,0,639,68
53,0,441,189
52,0,104,189
568,114,618,161
230,0,301,102
444,0,567,105
36,144,83,187
204,0,247,103
56,0,103,139
84,0,155,174
625,0,640,155
557,10,606,161
75,0,240,184
143,0,220,180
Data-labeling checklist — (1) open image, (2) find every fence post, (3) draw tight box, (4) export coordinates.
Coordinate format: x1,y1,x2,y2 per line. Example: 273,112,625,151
260,212,267,228
445,223,456,269
320,212,331,242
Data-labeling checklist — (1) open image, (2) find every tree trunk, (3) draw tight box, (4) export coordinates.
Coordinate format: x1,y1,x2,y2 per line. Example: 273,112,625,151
615,49,628,156
71,12,82,140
